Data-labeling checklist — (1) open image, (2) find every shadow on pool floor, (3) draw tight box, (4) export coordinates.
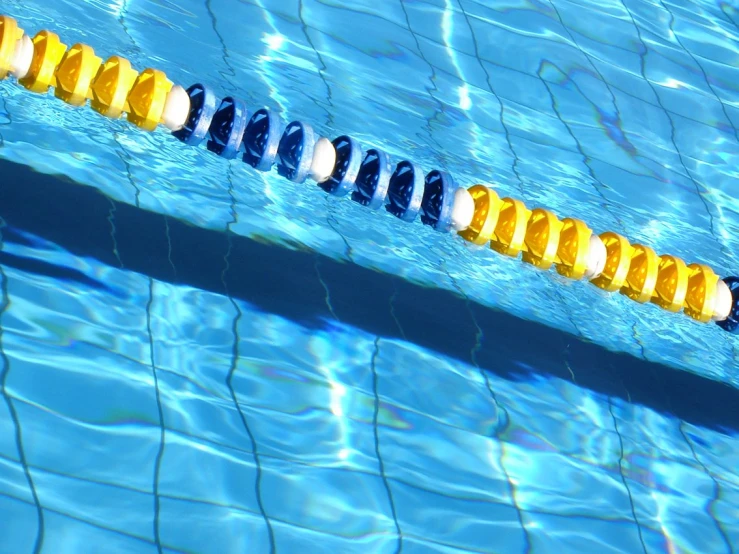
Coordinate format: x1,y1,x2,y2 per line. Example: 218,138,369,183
0,158,737,435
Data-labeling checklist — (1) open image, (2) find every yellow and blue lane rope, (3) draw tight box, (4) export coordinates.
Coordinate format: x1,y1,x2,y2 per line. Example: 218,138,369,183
2,15,738,333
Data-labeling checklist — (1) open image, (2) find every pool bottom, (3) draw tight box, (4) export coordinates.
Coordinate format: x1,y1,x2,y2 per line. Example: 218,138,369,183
0,158,737,553
0,158,737,432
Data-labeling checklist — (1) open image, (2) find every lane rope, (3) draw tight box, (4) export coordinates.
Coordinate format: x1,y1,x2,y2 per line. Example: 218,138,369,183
2,15,738,332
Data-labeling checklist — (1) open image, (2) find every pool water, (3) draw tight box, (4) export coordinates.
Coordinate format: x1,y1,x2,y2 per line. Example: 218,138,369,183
0,0,738,552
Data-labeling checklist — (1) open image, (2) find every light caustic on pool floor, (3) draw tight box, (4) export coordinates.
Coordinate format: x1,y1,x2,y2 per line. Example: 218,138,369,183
1,14,739,334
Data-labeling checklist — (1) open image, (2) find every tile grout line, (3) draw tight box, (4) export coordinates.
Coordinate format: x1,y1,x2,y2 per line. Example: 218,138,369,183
440,251,532,554
371,336,404,553
222,166,276,552
0,218,45,554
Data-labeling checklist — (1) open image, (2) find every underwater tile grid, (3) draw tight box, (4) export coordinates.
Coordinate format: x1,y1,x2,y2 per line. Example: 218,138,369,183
0,0,738,553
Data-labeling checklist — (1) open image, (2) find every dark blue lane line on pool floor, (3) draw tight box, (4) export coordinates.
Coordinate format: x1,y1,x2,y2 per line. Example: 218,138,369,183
0,158,737,435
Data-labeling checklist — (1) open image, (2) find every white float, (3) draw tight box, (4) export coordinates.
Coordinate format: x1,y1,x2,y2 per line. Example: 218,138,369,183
712,279,733,322
583,233,607,280
162,85,191,132
10,33,33,80
309,137,337,183
450,187,475,232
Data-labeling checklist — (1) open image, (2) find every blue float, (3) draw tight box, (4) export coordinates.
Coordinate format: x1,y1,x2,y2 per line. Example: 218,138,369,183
421,170,456,232
716,276,739,333
276,121,316,183
386,160,425,222
352,149,391,210
207,97,248,159
320,136,362,196
172,84,218,146
242,108,281,171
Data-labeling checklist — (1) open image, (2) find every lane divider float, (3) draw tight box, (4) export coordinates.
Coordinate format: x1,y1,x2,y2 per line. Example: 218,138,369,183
1,15,737,332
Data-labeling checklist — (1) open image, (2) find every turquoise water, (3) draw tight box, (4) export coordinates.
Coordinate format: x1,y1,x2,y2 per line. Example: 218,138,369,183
0,0,738,552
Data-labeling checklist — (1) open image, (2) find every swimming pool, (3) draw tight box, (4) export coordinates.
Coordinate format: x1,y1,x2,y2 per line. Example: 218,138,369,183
0,0,738,552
